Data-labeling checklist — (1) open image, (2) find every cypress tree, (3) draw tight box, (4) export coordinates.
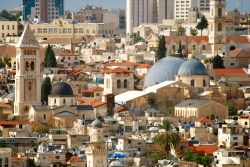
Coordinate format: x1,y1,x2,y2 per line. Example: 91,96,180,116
44,44,57,68
41,77,52,105
156,36,167,61
196,15,209,36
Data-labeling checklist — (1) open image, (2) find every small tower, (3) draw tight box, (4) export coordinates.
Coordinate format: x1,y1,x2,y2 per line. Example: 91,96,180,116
86,119,108,167
85,142,108,167
14,24,42,117
209,0,227,56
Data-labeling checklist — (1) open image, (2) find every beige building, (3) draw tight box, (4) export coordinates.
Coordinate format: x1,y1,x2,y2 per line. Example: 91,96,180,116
14,24,42,117
0,148,11,167
174,99,228,120
104,67,134,95
0,21,19,42
208,0,227,56
29,19,116,41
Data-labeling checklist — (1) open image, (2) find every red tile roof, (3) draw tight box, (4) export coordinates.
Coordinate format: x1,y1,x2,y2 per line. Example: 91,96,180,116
82,86,103,93
0,121,30,126
104,67,133,74
136,64,152,68
228,48,250,58
188,145,219,155
67,156,85,163
0,102,12,108
227,36,250,44
212,68,246,75
105,62,139,67
80,99,106,108
195,117,212,124
0,45,16,58
165,36,250,45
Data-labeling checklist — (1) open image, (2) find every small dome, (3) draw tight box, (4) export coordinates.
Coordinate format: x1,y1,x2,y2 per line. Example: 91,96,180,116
178,59,207,76
109,161,125,167
50,82,73,96
91,119,103,128
145,56,185,87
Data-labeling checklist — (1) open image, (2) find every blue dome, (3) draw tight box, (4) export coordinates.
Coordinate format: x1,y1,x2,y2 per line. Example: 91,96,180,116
145,56,185,87
178,59,207,76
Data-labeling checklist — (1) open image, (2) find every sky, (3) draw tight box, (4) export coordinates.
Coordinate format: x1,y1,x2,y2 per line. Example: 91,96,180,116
0,0,250,12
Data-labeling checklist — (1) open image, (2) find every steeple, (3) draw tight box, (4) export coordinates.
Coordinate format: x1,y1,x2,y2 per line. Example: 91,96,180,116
17,23,39,48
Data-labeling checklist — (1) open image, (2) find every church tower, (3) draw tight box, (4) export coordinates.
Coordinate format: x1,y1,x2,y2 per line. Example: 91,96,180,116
14,24,42,117
209,0,227,56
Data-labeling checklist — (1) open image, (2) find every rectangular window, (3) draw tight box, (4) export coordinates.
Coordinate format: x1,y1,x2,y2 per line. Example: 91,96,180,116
233,137,238,140
12,25,15,30
202,45,206,50
2,25,4,30
7,25,9,30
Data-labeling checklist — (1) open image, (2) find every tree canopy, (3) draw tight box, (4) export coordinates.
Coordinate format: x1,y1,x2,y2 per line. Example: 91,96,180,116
196,15,209,36
176,26,186,36
156,36,167,61
44,45,57,68
153,120,180,157
41,77,52,105
130,33,144,44
211,54,224,69
190,28,198,36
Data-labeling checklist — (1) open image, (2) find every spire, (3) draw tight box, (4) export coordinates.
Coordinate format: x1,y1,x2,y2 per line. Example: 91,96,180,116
17,23,39,48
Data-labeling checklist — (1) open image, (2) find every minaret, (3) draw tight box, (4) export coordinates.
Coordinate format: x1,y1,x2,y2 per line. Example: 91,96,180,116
14,24,42,117
209,0,227,56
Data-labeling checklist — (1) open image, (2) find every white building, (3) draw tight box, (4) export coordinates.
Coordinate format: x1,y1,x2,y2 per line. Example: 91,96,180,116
218,123,244,148
126,0,174,34
174,0,198,20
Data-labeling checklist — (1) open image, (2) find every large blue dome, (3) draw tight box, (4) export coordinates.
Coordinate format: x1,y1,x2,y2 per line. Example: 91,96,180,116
145,56,185,87
178,59,207,76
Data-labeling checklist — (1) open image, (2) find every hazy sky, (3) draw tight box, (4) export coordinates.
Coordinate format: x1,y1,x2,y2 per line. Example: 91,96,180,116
0,0,250,12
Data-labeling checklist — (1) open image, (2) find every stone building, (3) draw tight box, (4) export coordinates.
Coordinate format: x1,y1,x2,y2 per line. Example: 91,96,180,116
174,99,228,120
14,24,42,117
29,19,116,41
104,67,134,95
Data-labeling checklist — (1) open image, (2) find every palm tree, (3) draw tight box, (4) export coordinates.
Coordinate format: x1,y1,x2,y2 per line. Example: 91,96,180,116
153,120,180,158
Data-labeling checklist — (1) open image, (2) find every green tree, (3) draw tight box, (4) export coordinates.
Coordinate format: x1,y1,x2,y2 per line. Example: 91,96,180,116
196,15,209,36
190,28,198,36
177,41,184,57
44,45,57,68
183,150,196,162
130,33,144,44
176,26,186,36
211,54,224,69
3,56,11,68
156,36,167,61
0,59,5,69
41,77,52,105
202,155,213,167
153,120,180,157
227,101,238,116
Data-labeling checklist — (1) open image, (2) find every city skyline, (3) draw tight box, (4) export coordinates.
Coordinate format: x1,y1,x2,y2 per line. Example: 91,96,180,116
0,0,250,12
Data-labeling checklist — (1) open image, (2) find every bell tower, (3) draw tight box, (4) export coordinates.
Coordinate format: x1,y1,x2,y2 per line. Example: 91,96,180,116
14,24,42,117
209,0,227,56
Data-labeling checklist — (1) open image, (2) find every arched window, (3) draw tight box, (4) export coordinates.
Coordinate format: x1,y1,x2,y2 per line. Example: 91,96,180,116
24,106,29,113
117,80,121,88
4,158,8,167
82,114,85,119
218,8,222,17
28,81,32,91
218,23,222,31
203,80,206,87
54,99,56,104
191,80,195,86
26,61,30,70
31,61,35,71
63,99,66,104
124,79,128,88
44,114,46,120
230,45,236,51
24,50,27,55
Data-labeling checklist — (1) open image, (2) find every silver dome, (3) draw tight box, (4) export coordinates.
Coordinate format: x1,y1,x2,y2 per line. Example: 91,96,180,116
178,59,207,76
145,56,185,87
